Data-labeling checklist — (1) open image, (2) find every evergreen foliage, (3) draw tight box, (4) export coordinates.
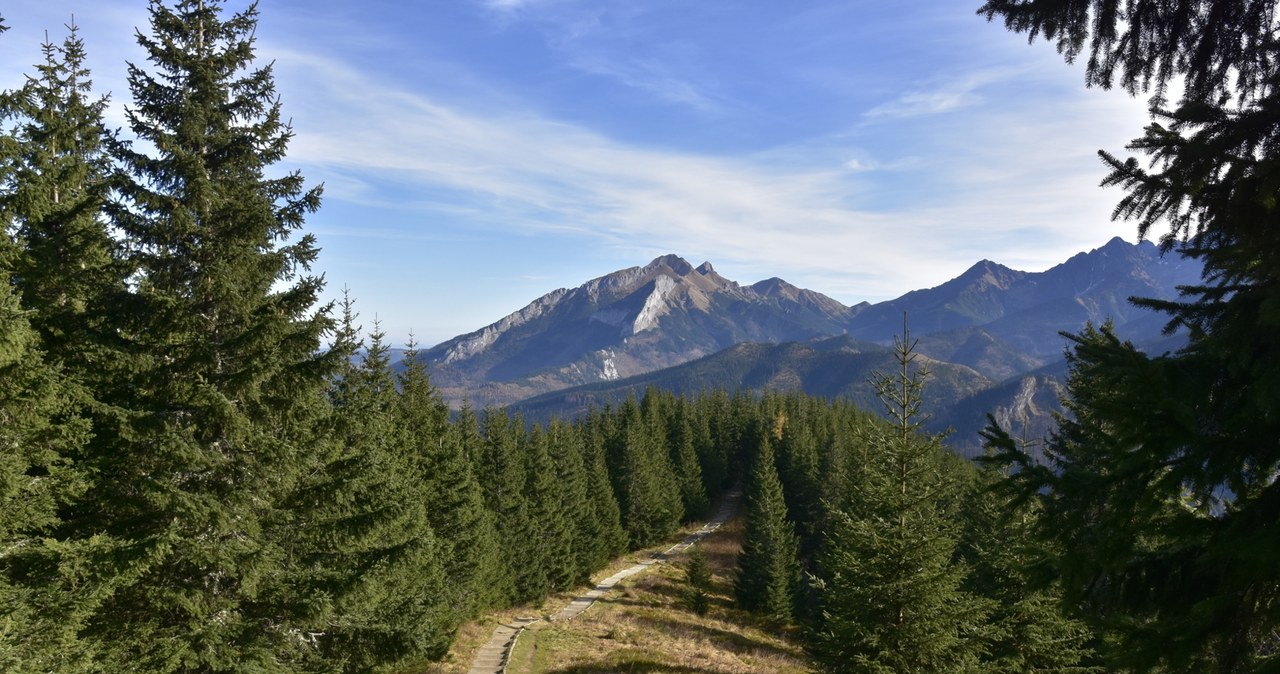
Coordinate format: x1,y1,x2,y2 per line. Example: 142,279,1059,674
453,403,519,606
733,432,800,623
697,389,735,495
774,395,823,558
516,423,572,601
399,340,506,620
811,326,987,673
477,409,531,604
667,397,709,521
301,306,453,671
543,419,598,588
576,413,628,570
607,395,684,548
52,1,338,668
4,3,1221,669
683,548,713,616
0,27,125,669
0,20,122,379
961,440,1097,674
981,2,1280,670
0,280,96,671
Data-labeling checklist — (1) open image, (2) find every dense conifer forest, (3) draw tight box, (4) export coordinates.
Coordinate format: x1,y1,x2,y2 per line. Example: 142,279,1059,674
2,1,1276,672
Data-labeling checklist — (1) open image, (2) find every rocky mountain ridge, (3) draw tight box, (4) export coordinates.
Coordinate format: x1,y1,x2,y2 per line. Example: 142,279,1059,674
421,253,857,407
421,237,1201,414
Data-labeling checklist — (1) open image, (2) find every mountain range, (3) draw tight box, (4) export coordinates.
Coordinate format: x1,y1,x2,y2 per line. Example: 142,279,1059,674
421,237,1200,451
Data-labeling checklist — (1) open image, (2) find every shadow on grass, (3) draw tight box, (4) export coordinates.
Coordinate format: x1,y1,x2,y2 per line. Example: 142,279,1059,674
629,611,803,661
544,654,717,674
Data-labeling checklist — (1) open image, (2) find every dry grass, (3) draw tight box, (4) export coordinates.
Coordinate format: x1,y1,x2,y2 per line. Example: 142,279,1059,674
402,521,761,673
504,517,816,674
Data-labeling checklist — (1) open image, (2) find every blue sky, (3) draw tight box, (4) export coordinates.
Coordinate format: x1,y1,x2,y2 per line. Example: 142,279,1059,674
2,0,1153,347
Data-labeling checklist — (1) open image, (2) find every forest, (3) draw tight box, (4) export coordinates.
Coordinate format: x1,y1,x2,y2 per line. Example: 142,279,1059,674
1,1,1276,673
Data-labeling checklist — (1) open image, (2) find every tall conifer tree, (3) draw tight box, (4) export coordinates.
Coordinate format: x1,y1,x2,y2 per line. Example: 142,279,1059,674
961,443,1096,674
667,398,709,521
733,432,800,623
64,1,337,668
297,307,452,670
812,327,987,673
399,341,506,619
980,2,1280,669
0,21,113,670
608,396,683,548
477,409,531,604
577,413,628,569
0,21,122,379
543,419,596,587
453,403,517,606
0,280,96,671
515,423,571,601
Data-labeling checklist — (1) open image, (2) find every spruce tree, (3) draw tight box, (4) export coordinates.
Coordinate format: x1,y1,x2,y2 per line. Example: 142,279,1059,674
608,395,683,548
295,306,452,670
0,22,106,670
516,423,571,601
454,403,517,605
543,419,597,587
399,340,506,619
0,20,123,379
980,2,1280,669
477,409,531,603
0,280,97,671
812,326,987,673
776,394,823,557
962,436,1096,674
733,432,800,623
667,398,709,521
577,413,628,570
683,548,713,616
63,1,337,669
696,389,733,495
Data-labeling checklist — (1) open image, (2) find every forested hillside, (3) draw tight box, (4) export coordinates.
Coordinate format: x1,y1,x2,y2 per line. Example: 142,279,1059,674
2,1,1276,673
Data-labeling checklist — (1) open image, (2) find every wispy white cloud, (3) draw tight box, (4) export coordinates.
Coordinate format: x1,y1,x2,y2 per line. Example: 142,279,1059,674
565,54,730,115
863,67,1022,120
479,0,546,12
274,47,1148,305
471,0,732,116
1,0,1161,347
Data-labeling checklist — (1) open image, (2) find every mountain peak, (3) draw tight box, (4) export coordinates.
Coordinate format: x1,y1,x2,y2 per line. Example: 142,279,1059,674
955,258,1020,289
696,261,715,274
646,254,694,276
751,277,796,297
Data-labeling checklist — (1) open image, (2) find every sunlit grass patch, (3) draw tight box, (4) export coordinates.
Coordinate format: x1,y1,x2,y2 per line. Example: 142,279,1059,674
506,515,815,674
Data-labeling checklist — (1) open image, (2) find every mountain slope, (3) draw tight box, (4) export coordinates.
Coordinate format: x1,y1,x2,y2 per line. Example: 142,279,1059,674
847,237,1200,357
420,238,1200,415
510,335,993,429
422,255,854,408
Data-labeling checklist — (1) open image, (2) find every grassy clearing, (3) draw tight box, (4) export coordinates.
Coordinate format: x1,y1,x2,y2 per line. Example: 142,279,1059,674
505,517,815,674
403,522,754,673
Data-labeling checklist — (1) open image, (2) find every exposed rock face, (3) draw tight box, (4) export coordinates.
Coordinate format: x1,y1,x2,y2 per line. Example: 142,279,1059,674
421,254,854,409
443,288,570,364
420,239,1200,413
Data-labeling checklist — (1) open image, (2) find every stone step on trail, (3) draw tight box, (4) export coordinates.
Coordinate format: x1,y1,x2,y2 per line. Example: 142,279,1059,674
467,616,540,674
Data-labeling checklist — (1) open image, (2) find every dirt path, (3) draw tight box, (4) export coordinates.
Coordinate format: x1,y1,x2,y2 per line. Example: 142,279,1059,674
466,491,740,674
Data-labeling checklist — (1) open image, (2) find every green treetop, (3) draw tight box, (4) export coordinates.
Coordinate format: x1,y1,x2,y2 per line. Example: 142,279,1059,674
812,326,987,673
63,1,337,669
980,2,1280,669
733,431,800,623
